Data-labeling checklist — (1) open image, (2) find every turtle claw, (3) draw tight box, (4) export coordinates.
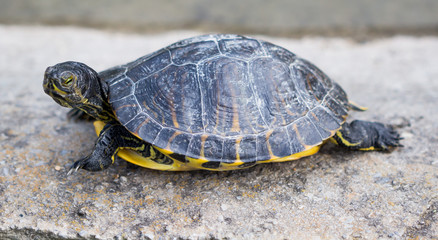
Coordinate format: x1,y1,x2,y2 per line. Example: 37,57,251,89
375,124,404,150
67,167,78,176
67,153,113,173
67,157,88,174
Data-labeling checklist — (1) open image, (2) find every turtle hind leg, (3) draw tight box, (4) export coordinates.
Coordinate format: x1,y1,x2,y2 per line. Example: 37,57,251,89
332,120,403,151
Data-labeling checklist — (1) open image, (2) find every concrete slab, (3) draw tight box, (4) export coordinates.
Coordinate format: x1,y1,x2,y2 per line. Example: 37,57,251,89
0,25,437,239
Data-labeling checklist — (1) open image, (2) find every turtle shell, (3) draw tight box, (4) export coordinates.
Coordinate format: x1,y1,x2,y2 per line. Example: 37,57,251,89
101,34,349,165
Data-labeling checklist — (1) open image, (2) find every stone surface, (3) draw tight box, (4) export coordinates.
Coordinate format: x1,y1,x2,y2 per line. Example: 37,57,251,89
0,25,438,239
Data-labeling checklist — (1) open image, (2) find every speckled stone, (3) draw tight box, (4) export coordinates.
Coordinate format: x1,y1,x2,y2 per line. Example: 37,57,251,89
0,25,437,239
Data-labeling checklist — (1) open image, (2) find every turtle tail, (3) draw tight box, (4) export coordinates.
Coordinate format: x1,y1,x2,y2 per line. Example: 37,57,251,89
348,101,368,112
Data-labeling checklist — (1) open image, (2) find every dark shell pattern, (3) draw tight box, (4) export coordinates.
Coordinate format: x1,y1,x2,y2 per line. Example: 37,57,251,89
101,34,349,163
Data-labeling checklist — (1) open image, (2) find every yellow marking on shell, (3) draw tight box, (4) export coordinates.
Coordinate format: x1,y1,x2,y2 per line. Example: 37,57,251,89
258,145,321,163
154,146,174,156
306,74,320,102
168,98,180,128
271,90,287,125
114,104,137,112
199,134,209,158
212,84,221,135
171,111,179,128
292,123,310,148
157,136,211,170
235,136,243,161
215,136,247,169
166,131,182,149
184,156,210,169
116,145,321,171
310,111,319,121
221,160,245,168
265,129,275,158
92,121,323,171
151,93,166,125
142,101,158,119
292,123,300,139
132,117,150,136
230,102,240,132
283,103,296,117
231,115,240,132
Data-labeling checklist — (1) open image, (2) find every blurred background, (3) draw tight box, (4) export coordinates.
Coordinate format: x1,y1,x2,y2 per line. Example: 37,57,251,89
1,0,438,39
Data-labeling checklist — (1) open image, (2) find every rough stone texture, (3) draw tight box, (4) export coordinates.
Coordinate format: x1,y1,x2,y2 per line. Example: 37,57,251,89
0,25,437,239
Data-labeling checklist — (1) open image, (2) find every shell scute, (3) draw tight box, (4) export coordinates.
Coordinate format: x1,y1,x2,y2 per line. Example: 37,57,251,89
126,49,171,82
218,38,265,59
112,95,141,124
250,57,309,127
268,127,293,158
262,41,297,64
308,106,341,138
237,135,258,162
108,76,134,102
292,116,323,147
200,56,263,136
135,115,162,144
169,40,220,65
165,131,192,159
134,64,204,132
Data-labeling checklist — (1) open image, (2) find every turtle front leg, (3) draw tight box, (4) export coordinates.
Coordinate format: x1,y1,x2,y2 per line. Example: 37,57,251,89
69,122,149,173
332,120,403,151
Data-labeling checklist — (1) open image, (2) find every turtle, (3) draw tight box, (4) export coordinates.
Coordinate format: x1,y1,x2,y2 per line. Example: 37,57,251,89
43,34,402,172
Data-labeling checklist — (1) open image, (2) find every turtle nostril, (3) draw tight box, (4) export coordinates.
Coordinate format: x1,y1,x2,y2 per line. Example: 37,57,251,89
43,66,58,91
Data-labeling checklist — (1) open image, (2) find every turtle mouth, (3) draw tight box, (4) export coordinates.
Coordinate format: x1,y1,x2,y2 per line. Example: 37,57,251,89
43,82,73,108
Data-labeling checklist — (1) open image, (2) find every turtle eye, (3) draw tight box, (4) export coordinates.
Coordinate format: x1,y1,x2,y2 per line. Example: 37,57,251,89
61,72,75,87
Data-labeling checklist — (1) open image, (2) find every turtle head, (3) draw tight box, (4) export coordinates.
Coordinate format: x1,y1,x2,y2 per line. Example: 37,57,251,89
43,61,97,108
43,61,114,121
